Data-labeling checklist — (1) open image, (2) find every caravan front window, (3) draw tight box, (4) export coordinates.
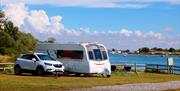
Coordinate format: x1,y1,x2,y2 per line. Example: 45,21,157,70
56,50,83,59
88,51,94,60
102,51,107,60
94,49,102,60
86,45,108,61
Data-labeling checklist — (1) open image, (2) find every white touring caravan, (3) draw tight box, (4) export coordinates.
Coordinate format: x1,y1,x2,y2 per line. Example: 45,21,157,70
36,43,111,77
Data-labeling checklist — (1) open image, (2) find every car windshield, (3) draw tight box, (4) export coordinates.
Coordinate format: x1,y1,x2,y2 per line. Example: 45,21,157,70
37,54,55,61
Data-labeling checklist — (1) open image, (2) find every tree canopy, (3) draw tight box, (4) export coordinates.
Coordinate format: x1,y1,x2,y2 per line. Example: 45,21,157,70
169,48,175,52
139,47,150,53
0,11,37,55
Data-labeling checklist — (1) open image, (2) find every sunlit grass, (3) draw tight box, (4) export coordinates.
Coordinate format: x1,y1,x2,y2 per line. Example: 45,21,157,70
0,72,180,91
0,55,15,63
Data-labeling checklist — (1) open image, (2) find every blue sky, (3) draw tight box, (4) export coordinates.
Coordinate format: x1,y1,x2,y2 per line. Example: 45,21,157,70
1,0,180,50
27,4,180,33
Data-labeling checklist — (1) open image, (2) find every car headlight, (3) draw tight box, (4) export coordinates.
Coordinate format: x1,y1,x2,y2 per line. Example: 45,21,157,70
44,63,52,66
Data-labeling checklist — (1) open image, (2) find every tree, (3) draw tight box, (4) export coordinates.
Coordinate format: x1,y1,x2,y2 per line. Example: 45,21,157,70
139,47,150,53
47,37,56,43
0,11,5,18
0,11,5,31
0,10,37,55
112,48,116,51
125,49,130,53
151,47,157,51
4,21,19,40
157,48,163,51
151,47,163,51
169,48,175,52
0,31,15,55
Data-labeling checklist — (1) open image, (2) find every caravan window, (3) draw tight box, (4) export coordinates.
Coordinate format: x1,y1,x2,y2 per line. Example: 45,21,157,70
93,49,102,60
88,51,94,60
86,45,108,61
102,51,108,60
57,50,83,59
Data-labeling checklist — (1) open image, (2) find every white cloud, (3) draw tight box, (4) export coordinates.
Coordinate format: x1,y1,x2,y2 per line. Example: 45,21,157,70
4,3,28,27
50,28,178,50
4,3,64,34
22,10,64,34
26,10,50,33
119,29,133,37
1,0,180,8
163,27,173,32
3,3,180,49
49,16,64,34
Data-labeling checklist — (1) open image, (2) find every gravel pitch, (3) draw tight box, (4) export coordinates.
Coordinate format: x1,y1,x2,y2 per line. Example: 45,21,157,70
70,81,180,91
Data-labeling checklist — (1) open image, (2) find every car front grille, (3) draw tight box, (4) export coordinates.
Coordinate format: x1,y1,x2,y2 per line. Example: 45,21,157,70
53,64,62,68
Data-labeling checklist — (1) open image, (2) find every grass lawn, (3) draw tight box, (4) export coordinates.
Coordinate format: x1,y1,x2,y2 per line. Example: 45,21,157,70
0,71,180,91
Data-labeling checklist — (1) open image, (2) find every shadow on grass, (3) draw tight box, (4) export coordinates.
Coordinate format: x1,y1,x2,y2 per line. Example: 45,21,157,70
0,71,107,78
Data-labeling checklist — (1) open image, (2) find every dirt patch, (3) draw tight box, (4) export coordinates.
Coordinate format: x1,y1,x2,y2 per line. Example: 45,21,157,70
69,81,180,91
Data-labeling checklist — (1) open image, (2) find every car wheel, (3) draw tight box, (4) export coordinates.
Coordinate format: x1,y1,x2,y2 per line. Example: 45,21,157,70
14,65,21,75
36,66,44,76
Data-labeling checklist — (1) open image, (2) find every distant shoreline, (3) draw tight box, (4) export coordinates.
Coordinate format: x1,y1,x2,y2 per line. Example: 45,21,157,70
111,53,180,57
128,54,180,57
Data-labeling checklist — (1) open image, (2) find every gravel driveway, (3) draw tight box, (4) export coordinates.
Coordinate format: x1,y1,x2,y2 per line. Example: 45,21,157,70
70,81,180,91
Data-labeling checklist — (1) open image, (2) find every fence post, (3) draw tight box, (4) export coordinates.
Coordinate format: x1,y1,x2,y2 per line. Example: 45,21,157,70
167,65,169,74
157,65,159,72
134,63,137,73
145,64,147,71
169,66,173,74
3,64,5,72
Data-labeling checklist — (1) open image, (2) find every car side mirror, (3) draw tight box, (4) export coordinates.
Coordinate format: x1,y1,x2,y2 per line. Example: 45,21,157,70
32,58,36,61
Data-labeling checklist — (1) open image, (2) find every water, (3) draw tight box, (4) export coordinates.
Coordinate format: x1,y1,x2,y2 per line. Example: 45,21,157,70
109,53,180,66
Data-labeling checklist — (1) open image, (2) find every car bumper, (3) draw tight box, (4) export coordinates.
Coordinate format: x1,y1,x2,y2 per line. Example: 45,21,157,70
45,66,64,74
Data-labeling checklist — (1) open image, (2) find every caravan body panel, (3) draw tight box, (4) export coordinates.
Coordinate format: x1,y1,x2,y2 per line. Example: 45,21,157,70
36,43,111,75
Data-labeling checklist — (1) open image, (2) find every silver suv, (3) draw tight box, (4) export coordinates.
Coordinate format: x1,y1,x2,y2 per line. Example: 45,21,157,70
14,53,64,76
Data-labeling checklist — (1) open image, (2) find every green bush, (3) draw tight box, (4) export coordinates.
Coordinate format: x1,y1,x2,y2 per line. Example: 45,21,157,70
0,11,37,56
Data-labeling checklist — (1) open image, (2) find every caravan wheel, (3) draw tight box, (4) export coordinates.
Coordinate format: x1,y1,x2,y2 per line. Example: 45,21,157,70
107,75,111,78
84,74,89,77
75,73,81,77
102,74,111,78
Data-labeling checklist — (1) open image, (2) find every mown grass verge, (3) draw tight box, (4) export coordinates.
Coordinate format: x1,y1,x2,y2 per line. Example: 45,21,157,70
0,71,180,91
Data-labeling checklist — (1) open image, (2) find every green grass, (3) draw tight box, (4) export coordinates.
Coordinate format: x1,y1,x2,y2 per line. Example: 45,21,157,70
0,71,180,91
0,55,15,63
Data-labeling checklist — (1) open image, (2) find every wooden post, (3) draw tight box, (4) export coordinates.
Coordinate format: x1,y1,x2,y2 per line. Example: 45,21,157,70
169,66,173,74
145,64,147,71
3,64,5,72
167,57,173,74
55,71,58,79
167,65,169,74
157,65,159,72
172,66,174,74
134,63,137,73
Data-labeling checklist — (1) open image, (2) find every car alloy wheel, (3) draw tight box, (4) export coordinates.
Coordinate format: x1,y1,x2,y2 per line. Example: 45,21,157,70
14,66,21,75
